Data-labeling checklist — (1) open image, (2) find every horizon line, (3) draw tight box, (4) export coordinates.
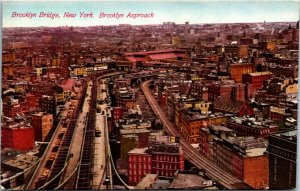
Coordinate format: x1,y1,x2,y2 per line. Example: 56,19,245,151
3,20,298,28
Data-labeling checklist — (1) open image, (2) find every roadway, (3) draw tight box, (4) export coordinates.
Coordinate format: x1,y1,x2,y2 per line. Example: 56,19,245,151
93,113,106,189
141,80,252,190
93,78,109,189
62,80,93,189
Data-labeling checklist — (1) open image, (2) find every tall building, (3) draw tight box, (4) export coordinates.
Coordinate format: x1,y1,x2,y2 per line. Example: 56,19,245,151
31,112,53,141
268,130,296,189
213,137,269,189
39,95,57,116
60,54,71,79
229,63,255,83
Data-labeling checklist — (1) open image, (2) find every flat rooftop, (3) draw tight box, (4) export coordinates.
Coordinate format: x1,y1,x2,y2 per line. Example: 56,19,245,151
120,128,150,134
3,154,39,170
128,147,149,154
248,71,272,76
169,173,214,189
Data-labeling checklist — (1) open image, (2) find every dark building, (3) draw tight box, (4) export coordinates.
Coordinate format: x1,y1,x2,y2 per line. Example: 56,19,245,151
268,130,297,189
268,66,298,79
39,95,57,116
60,54,71,79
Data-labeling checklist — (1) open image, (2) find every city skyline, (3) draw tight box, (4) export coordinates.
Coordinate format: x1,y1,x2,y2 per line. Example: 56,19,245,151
3,1,299,27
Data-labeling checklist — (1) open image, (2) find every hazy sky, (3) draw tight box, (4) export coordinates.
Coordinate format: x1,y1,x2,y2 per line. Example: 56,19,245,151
3,1,300,27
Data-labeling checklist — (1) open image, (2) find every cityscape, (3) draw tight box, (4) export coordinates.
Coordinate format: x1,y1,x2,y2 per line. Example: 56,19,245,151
1,1,298,190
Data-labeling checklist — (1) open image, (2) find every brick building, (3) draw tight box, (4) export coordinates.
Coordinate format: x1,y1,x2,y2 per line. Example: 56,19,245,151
25,93,40,110
199,125,236,159
227,117,278,138
127,142,185,186
151,143,184,177
31,112,53,142
60,54,71,79
119,128,150,161
176,108,228,143
238,45,249,58
207,81,247,102
268,66,298,79
242,71,273,94
2,96,35,118
39,95,57,116
189,82,209,101
1,125,35,151
268,130,296,189
128,148,152,186
229,63,254,83
213,137,269,189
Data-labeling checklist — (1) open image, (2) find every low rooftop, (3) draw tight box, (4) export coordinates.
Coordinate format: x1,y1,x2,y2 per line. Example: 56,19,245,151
169,173,215,189
128,147,150,155
2,154,39,170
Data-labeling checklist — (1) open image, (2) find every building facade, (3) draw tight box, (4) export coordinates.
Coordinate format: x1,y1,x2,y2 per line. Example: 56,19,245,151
213,137,269,189
268,130,296,189
128,148,152,186
151,143,184,177
31,112,53,141
242,72,273,93
1,126,35,151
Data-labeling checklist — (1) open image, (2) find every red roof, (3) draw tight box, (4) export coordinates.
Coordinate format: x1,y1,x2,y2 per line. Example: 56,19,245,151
60,78,75,91
125,49,187,62
126,56,147,62
125,49,184,56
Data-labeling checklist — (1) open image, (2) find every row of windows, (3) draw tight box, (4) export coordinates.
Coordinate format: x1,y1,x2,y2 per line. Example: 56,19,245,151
129,156,151,162
152,163,178,169
153,169,176,177
129,163,151,170
269,146,296,161
153,155,179,162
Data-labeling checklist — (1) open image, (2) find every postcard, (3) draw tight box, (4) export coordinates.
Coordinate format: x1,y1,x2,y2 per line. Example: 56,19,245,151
1,0,298,190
